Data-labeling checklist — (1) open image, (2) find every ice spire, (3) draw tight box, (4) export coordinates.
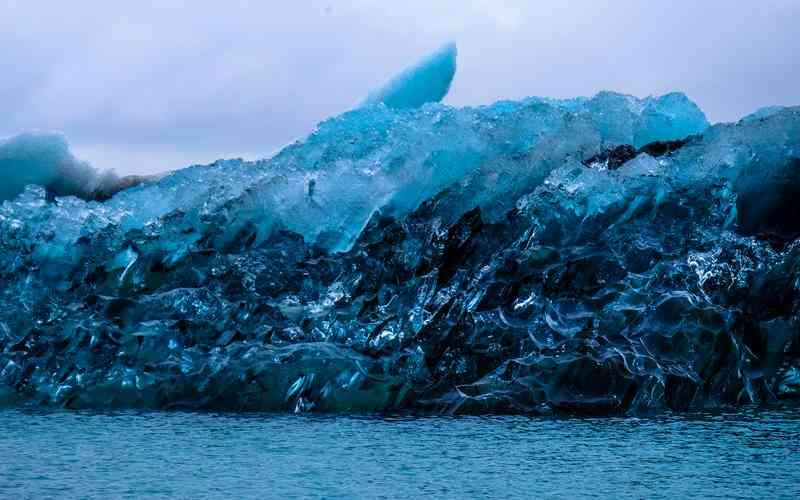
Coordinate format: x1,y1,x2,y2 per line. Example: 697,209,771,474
363,42,457,109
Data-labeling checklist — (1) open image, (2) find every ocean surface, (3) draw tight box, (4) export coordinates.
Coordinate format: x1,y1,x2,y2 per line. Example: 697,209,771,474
1,406,799,499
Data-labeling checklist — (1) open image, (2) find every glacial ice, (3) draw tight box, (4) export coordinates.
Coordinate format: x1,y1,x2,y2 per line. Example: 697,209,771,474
1,51,798,413
0,132,150,203
0,133,103,201
363,42,457,109
740,105,787,124
76,90,708,254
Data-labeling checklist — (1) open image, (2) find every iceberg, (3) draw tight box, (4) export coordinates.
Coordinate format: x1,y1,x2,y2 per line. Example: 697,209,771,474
0,132,154,202
0,48,798,414
0,132,100,201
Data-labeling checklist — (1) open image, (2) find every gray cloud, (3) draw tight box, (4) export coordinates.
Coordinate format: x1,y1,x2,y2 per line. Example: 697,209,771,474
1,0,798,174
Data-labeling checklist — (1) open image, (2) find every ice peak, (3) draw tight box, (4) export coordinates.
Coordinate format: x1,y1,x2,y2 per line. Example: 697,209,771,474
363,42,457,109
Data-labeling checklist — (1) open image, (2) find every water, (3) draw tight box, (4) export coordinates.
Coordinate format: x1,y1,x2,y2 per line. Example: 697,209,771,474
1,406,799,499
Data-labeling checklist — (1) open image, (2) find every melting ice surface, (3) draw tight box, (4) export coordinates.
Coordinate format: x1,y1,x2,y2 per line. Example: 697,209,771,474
0,45,798,414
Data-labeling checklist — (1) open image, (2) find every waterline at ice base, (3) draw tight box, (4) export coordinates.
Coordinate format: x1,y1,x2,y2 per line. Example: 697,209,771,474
1,44,799,414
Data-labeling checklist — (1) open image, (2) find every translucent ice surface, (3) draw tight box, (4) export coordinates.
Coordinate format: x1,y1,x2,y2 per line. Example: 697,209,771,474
364,42,457,109
78,89,709,253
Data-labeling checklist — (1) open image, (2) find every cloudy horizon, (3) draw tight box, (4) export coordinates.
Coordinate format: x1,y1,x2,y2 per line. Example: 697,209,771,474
2,0,798,175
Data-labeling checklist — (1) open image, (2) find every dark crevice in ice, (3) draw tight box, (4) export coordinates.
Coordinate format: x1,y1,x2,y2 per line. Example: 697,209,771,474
735,157,800,244
583,136,696,171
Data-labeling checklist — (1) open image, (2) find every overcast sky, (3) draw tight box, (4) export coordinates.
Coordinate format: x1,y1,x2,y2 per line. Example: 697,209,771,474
2,0,798,175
